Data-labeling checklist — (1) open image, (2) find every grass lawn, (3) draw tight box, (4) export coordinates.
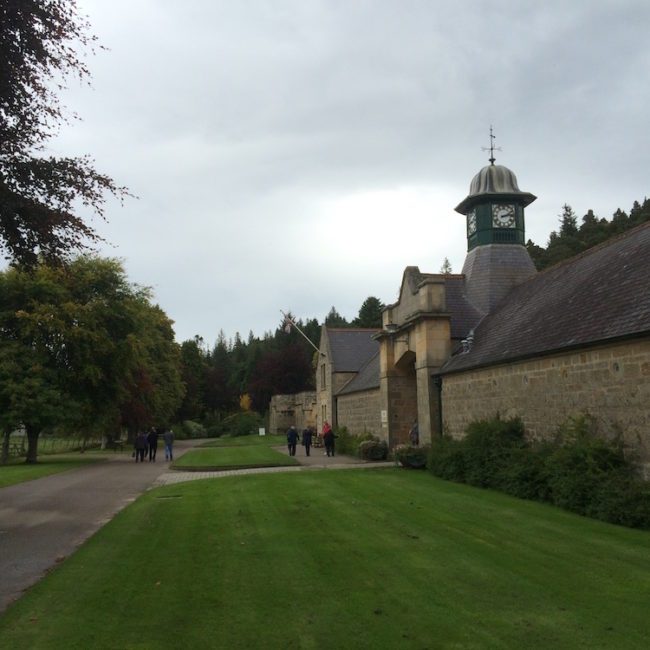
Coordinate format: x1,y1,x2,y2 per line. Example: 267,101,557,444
200,433,286,447
1,470,649,649
172,446,298,470
0,455,105,489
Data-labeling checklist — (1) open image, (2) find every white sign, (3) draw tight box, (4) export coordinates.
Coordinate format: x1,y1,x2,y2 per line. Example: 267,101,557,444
380,410,388,423
258,428,266,436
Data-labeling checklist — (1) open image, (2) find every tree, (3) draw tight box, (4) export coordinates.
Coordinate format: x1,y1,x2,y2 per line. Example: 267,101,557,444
526,196,650,271
117,302,184,435
439,257,453,274
247,343,313,412
352,296,384,328
0,257,183,462
176,338,208,421
558,204,578,237
0,1,128,265
324,306,349,327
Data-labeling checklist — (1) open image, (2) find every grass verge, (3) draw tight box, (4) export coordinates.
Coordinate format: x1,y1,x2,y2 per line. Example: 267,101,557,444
200,433,286,447
171,446,298,470
1,470,649,648
0,456,105,489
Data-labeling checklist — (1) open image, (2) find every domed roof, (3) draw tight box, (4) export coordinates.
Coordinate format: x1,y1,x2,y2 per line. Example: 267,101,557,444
469,164,521,195
455,162,536,214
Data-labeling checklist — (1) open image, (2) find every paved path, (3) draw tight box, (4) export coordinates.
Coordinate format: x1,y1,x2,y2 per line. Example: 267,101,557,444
153,445,393,486
0,439,200,613
0,440,392,613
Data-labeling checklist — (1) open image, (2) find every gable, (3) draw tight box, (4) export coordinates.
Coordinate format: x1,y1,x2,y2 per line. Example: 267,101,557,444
325,328,380,372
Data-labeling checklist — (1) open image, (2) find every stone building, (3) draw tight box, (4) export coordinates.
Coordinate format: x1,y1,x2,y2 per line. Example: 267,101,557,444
315,328,379,433
268,392,317,434
310,158,650,474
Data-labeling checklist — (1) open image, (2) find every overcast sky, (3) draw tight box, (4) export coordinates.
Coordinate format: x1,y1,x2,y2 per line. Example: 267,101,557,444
49,0,650,344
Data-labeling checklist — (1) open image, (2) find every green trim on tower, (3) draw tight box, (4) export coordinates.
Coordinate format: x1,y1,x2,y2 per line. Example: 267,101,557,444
455,163,536,253
466,202,526,251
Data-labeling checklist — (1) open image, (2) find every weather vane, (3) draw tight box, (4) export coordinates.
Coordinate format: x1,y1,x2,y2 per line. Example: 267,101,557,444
481,125,501,165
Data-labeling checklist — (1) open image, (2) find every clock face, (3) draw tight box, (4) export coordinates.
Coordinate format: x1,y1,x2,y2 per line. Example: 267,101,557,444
467,209,477,235
492,203,516,228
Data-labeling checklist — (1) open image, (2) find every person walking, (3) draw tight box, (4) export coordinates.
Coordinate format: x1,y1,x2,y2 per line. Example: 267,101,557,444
322,421,335,457
286,425,299,456
147,427,158,462
409,421,419,447
302,427,313,457
134,431,147,463
163,429,174,461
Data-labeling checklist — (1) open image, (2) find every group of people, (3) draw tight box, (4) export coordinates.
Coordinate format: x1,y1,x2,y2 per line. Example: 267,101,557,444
133,428,174,463
285,419,418,459
286,420,337,457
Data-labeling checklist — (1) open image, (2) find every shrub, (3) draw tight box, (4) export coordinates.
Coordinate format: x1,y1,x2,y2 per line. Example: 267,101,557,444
333,427,374,456
219,411,264,438
462,417,527,489
393,444,428,469
427,414,650,529
204,424,223,439
427,436,466,481
358,439,388,461
175,420,206,439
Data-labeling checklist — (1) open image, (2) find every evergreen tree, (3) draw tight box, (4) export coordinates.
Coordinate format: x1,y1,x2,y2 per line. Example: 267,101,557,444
352,296,384,328
527,196,650,270
325,306,349,327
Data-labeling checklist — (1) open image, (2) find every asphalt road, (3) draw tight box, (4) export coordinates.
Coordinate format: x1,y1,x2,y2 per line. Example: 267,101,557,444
0,439,199,613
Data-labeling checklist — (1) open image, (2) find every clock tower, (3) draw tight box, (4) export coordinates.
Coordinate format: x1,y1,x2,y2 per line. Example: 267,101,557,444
454,157,538,314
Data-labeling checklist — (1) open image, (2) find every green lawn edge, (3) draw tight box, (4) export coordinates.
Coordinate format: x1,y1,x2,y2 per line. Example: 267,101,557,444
0,455,106,489
1,469,649,649
171,446,298,471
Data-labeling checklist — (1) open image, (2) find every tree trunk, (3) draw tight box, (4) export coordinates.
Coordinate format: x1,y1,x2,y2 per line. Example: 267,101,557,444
25,425,40,464
1,431,9,464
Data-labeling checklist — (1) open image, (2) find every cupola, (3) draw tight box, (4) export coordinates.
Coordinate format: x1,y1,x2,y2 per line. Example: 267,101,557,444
456,133,537,314
455,162,536,252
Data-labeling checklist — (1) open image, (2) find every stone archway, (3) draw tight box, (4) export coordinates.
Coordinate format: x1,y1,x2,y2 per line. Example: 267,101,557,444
391,350,418,445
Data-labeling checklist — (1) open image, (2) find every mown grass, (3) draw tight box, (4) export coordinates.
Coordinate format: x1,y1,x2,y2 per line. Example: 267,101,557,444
1,470,649,649
0,455,105,489
200,433,286,447
172,446,297,470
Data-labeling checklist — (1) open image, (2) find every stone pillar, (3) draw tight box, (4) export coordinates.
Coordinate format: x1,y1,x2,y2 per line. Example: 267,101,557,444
413,318,451,445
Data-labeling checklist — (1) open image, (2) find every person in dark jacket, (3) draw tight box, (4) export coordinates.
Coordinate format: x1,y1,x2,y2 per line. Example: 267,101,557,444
302,427,313,457
134,431,147,463
147,428,158,462
286,426,299,456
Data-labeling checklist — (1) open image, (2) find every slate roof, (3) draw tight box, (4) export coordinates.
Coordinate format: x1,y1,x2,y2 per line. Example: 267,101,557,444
442,275,484,339
442,222,650,374
337,352,380,395
327,328,380,372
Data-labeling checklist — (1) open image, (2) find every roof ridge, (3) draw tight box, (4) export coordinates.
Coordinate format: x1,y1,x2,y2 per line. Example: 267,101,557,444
536,220,650,275
326,327,381,332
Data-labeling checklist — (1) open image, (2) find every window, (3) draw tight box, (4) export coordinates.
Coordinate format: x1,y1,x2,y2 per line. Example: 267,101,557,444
320,363,326,390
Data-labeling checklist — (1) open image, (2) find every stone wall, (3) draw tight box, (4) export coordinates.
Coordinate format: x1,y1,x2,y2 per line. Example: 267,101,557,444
442,338,650,471
269,392,317,434
337,389,381,436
